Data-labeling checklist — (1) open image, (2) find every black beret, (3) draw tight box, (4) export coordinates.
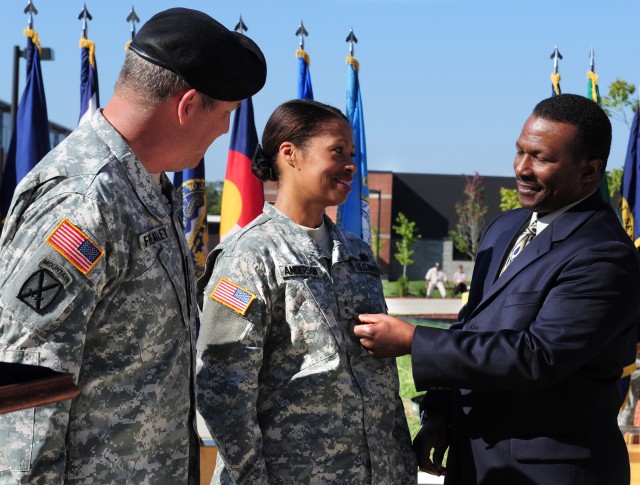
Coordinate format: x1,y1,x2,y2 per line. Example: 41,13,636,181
129,8,267,101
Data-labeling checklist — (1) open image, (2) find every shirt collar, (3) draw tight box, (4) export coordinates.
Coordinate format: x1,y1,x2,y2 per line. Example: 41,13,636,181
533,189,598,235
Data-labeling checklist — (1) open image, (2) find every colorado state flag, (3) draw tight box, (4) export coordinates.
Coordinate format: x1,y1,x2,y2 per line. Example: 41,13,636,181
219,97,264,241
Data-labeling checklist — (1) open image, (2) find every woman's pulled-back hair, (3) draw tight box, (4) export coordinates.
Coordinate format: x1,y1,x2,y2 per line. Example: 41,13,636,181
252,99,348,182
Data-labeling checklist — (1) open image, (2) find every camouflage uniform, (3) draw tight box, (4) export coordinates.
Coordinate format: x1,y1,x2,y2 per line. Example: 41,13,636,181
196,203,416,485
0,110,198,484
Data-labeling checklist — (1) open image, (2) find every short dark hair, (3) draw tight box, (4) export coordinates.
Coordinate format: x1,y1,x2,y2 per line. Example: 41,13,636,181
532,94,612,169
252,99,348,182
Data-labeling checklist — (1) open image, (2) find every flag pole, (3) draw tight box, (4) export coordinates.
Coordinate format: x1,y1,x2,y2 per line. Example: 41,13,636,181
550,45,562,96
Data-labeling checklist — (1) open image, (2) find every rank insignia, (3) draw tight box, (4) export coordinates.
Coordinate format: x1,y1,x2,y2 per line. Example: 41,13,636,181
18,269,63,313
210,278,256,315
46,219,104,275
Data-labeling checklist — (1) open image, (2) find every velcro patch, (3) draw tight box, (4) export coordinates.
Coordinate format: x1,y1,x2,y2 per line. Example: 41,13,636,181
351,260,382,275
210,278,256,315
139,225,170,249
46,219,104,275
280,265,320,278
18,269,63,313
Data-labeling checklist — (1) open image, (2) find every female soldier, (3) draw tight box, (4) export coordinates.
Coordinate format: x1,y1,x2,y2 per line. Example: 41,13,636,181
196,99,416,484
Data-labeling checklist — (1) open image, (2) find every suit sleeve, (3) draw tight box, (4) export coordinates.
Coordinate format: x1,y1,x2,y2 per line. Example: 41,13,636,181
196,245,272,484
0,194,109,484
412,239,640,391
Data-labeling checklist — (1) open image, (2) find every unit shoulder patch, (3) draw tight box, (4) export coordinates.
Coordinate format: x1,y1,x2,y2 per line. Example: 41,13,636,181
18,269,64,313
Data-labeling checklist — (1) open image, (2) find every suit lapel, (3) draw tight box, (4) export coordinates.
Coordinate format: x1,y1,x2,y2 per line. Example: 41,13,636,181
467,192,604,320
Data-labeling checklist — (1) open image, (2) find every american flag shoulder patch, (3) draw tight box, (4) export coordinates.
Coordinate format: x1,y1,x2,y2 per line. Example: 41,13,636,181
46,218,105,275
210,277,256,315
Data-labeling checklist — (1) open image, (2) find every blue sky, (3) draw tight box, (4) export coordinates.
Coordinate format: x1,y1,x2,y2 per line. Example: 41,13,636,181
1,0,638,183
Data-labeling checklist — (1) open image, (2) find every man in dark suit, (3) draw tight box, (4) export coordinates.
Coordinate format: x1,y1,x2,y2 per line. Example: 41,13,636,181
353,94,640,484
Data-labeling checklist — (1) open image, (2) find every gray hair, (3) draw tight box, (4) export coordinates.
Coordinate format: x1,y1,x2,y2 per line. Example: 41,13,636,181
115,50,216,110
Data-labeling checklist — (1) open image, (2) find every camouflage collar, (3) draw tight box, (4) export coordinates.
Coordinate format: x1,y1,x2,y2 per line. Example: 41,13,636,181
91,110,174,221
262,203,355,264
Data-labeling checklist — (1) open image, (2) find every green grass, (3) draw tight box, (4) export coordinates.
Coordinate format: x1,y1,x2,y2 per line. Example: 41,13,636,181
396,354,424,439
383,280,455,298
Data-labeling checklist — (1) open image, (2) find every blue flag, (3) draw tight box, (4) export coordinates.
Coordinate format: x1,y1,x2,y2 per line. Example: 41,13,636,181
618,108,640,412
620,108,640,247
1,29,51,222
337,55,371,244
78,38,100,125
173,160,208,277
296,49,313,100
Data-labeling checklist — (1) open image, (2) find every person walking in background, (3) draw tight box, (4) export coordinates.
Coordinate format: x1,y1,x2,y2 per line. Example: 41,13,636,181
196,99,416,484
0,8,266,483
452,264,468,295
353,94,640,484
425,262,447,298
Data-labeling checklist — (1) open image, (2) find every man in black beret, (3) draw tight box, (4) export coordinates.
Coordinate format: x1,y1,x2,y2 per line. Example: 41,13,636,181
0,7,266,484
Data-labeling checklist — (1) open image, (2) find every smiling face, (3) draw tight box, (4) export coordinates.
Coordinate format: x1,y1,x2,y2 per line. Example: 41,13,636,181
287,118,356,212
513,115,601,215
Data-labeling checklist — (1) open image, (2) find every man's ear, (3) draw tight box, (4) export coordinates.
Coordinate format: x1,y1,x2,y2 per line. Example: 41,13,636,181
279,142,296,168
177,89,198,125
583,158,604,183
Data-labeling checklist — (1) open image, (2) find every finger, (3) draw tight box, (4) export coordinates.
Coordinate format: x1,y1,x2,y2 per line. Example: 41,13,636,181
351,323,372,338
356,313,378,324
432,446,446,474
418,458,441,476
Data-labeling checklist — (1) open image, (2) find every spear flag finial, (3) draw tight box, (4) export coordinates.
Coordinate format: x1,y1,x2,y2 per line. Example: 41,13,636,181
24,0,38,29
78,4,93,39
295,20,308,50
235,15,248,34
126,6,140,40
346,28,358,57
550,45,562,74
590,47,595,72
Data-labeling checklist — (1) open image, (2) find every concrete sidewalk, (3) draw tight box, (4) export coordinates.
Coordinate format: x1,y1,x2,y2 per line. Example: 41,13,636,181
385,297,463,318
418,471,445,484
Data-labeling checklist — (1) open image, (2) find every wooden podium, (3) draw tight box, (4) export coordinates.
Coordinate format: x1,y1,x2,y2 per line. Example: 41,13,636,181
0,362,79,414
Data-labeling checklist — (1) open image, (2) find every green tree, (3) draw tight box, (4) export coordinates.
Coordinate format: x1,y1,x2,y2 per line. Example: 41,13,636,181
392,212,421,295
600,79,638,129
371,226,385,261
206,181,224,215
449,172,488,260
500,187,521,211
607,168,623,199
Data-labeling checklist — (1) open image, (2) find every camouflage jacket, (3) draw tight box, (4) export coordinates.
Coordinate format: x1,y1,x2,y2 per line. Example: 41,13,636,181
196,203,416,485
0,111,198,484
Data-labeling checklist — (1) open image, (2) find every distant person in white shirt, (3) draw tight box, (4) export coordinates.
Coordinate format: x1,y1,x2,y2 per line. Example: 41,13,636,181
425,262,447,298
452,264,468,295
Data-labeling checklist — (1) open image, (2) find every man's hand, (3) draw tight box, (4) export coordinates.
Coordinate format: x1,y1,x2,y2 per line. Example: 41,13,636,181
413,414,449,476
351,314,415,358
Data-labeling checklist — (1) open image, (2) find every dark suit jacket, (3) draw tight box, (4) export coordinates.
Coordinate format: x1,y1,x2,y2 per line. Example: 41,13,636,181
413,191,640,485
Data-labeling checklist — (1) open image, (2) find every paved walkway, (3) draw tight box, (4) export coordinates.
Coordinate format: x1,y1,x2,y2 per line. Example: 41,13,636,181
418,471,445,484
385,297,463,318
